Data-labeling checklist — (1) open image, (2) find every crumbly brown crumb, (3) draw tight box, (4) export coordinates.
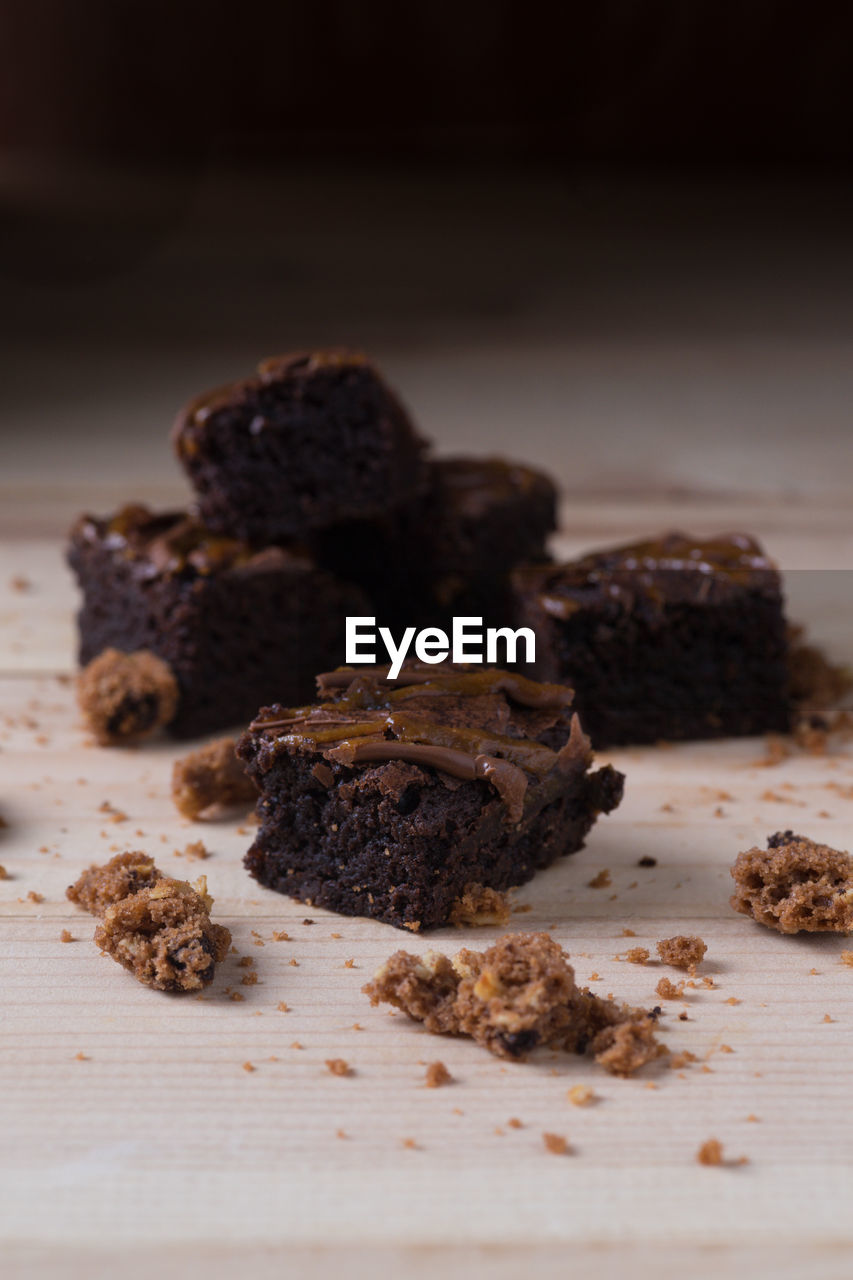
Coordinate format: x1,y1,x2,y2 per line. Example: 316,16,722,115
77,648,178,746
788,626,853,719
94,875,231,991
567,1084,596,1106
363,933,665,1075
449,883,511,928
587,869,611,889
171,737,256,820
10,574,31,592
26,890,44,903
655,976,685,1000
272,931,291,941
60,929,74,943
67,851,161,915
177,840,209,861
0,865,7,880
624,947,650,965
326,1058,352,1077
638,856,657,868
242,1062,255,1073
508,1117,522,1128
542,1132,569,1155
697,1138,724,1166
731,831,853,934
841,951,853,967
656,935,707,974
424,1061,452,1088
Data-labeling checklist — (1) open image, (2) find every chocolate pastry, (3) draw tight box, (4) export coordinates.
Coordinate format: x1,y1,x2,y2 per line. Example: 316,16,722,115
172,349,428,543
512,531,790,746
67,504,369,738
237,664,624,931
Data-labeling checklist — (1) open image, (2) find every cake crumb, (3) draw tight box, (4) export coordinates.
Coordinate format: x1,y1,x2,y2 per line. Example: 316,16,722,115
621,928,636,937
449,883,511,927
425,1061,452,1088
177,840,209,861
725,996,741,1006
277,1001,289,1012
587,869,611,889
656,935,707,974
344,958,357,969
655,976,685,1000
508,1117,522,1128
0,865,7,880
272,931,290,941
542,1132,569,1155
242,1062,255,1073
841,951,853,967
326,1058,352,1077
77,648,178,745
623,947,650,964
229,991,245,1002
171,737,256,819
697,1138,724,1166
26,890,44,903
67,851,161,915
823,1013,835,1023
731,831,853,933
74,1052,88,1062
91,872,230,992
60,929,74,943
567,1084,596,1107
9,574,31,592
363,932,664,1075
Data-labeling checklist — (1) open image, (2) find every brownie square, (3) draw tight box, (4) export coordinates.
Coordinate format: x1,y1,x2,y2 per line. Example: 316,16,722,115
512,531,791,747
67,505,369,738
237,665,624,930
309,455,557,629
172,349,427,543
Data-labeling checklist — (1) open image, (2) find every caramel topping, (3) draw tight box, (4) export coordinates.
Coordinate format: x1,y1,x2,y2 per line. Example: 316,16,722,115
75,505,311,579
249,667,587,823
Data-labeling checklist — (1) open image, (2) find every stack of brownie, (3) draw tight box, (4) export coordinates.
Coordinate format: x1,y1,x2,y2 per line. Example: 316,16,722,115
68,349,557,737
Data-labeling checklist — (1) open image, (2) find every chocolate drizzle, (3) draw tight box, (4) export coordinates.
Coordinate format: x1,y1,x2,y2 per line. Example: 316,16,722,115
249,666,591,824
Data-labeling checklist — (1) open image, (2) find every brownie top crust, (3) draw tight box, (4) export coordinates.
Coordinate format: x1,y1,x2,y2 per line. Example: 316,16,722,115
430,456,557,522
514,531,781,617
239,665,593,824
172,346,426,459
70,504,316,581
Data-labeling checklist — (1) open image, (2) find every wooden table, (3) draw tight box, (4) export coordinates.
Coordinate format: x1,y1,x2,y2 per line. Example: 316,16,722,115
2,489,853,1280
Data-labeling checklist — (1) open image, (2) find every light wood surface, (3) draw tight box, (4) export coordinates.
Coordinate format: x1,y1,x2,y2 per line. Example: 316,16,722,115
2,507,853,1280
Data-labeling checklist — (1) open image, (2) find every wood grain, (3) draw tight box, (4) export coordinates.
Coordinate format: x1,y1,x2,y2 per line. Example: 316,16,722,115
2,521,853,1280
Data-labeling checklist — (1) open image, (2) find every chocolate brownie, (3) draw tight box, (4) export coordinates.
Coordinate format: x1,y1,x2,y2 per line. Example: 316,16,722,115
512,532,790,747
172,349,427,543
309,455,557,629
237,664,624,930
67,504,368,738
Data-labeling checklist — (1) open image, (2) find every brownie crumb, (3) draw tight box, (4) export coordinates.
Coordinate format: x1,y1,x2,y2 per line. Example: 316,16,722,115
363,932,665,1075
567,1084,596,1106
424,1061,452,1088
177,840,209,861
637,856,657,868
326,1058,352,1077
77,648,178,745
172,737,257,820
655,976,685,1000
449,883,511,928
788,626,853,720
67,851,161,915
587,869,611,889
656,935,707,974
697,1138,724,1166
94,875,231,991
60,929,74,943
731,831,853,934
542,1132,570,1155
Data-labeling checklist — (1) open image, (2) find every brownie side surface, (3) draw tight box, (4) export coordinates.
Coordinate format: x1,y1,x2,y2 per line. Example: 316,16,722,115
513,531,790,747
307,455,558,631
67,506,368,738
237,666,624,930
172,349,428,542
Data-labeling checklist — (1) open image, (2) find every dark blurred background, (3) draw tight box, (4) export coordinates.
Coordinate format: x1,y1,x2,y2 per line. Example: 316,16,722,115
2,1,853,524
